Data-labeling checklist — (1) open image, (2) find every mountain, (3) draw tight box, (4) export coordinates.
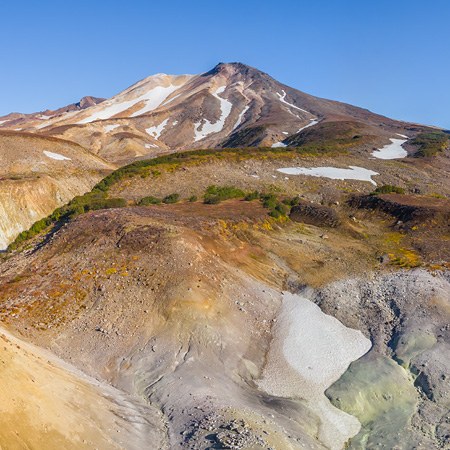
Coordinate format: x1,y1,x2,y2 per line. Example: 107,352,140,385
0,95,105,127
0,62,449,449
0,63,425,165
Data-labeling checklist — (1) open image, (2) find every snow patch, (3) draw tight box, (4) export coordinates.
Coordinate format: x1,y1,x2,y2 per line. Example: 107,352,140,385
161,93,181,106
146,118,169,140
43,151,71,161
232,106,249,130
104,124,120,132
259,292,371,450
78,85,180,124
298,119,319,133
145,143,158,149
277,90,311,114
131,85,180,117
0,120,8,125
271,142,287,148
372,138,407,160
194,86,233,141
278,166,379,185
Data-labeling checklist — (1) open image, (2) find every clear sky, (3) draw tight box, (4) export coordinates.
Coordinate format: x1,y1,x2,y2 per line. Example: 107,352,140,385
1,0,449,128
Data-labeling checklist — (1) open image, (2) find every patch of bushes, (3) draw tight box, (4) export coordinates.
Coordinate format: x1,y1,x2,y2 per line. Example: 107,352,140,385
203,185,245,204
188,195,198,202
372,185,405,195
269,203,289,218
372,185,404,195
282,196,301,206
138,196,161,205
260,193,278,209
9,146,323,252
8,191,126,251
163,193,180,204
244,191,260,201
411,132,448,157
260,193,290,218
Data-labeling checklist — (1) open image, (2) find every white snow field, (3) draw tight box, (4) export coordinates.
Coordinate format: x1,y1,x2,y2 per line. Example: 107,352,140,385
259,292,371,450
146,118,169,140
194,86,233,141
233,105,249,130
104,124,120,132
43,151,71,161
277,90,311,114
161,93,181,106
277,165,379,185
271,141,287,148
372,137,408,159
77,84,181,124
297,118,319,133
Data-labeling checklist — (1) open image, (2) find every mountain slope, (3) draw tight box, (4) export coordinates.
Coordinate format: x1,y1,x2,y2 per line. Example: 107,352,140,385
1,147,449,448
0,131,114,249
0,63,422,164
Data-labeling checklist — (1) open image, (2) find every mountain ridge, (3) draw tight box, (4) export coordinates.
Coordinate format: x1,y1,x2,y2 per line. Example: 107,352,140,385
0,62,430,165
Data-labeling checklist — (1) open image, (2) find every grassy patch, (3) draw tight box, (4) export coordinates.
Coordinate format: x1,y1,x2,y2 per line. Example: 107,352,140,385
162,193,180,204
7,146,329,252
138,196,162,205
372,185,405,195
7,191,126,251
411,131,448,157
203,185,245,204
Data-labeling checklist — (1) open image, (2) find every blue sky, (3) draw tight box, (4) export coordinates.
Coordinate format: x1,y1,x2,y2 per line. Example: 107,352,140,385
1,0,449,128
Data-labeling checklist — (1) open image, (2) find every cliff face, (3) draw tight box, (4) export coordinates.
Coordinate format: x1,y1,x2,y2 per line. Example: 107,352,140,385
0,131,113,249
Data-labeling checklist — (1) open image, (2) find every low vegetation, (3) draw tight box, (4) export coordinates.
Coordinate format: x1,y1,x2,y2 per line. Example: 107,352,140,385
284,121,378,154
372,185,405,195
7,140,388,252
163,193,180,204
8,191,126,251
411,131,449,157
203,185,245,204
138,196,161,205
244,191,260,201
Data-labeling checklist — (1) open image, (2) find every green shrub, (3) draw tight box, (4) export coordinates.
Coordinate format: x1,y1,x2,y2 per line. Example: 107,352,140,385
411,132,448,157
163,193,180,204
188,195,198,202
282,197,301,206
138,196,162,205
260,193,278,210
203,185,245,204
275,203,289,215
244,191,260,201
258,193,290,218
269,209,282,218
203,195,221,204
372,185,405,195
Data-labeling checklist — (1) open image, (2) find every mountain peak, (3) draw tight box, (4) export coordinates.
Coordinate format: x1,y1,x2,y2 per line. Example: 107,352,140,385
204,62,263,77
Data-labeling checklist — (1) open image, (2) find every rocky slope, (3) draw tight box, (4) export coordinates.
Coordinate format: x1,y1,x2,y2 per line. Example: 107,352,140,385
0,145,449,449
0,63,449,449
0,63,430,164
0,131,114,249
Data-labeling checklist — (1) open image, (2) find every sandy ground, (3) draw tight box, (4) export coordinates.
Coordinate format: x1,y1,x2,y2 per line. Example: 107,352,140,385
258,291,372,450
0,326,167,449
